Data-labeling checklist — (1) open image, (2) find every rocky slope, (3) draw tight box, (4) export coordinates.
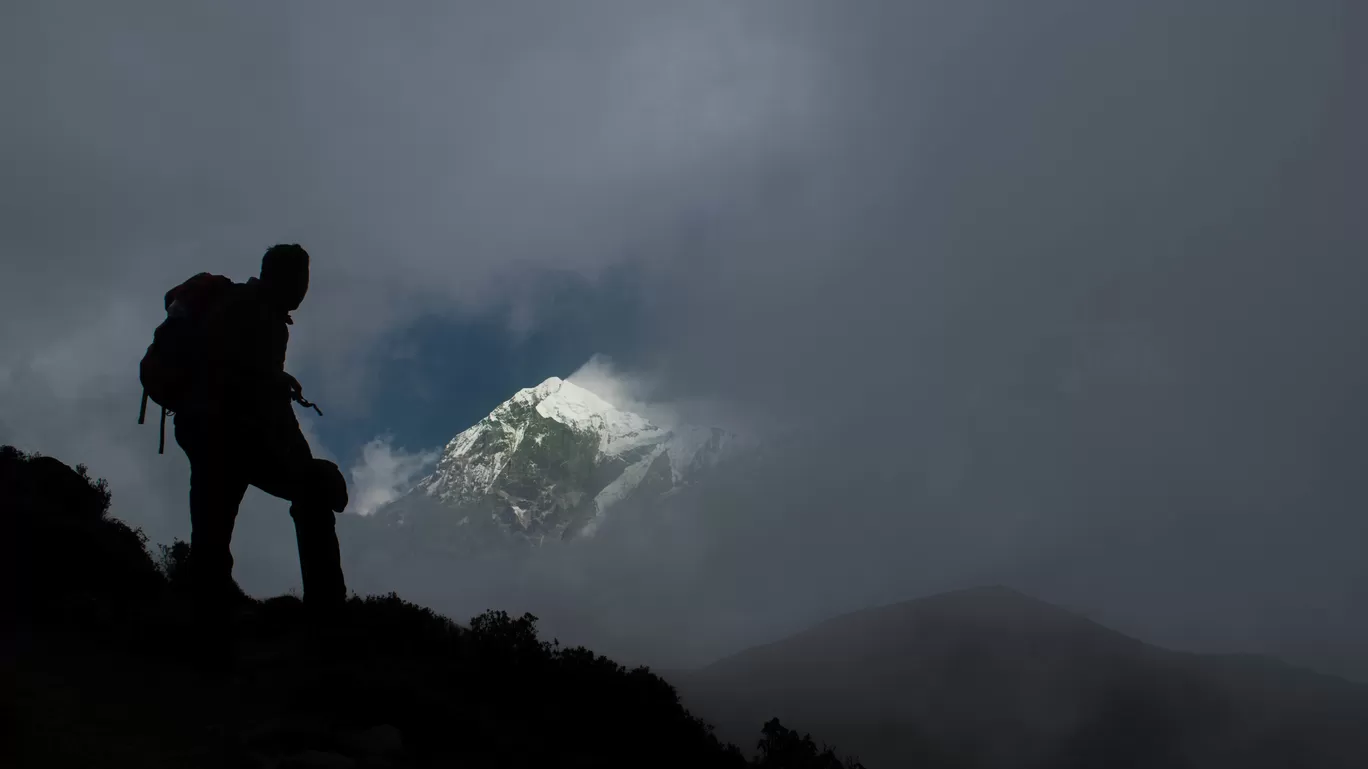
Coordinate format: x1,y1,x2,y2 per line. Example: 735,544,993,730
376,377,738,546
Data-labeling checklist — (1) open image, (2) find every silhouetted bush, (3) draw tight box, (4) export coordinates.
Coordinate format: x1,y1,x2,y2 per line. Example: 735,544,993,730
156,538,192,586
1,445,164,627
756,718,866,769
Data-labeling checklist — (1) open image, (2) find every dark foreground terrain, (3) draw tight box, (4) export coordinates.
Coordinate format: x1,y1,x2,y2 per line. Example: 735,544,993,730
7,443,1368,769
1,445,860,769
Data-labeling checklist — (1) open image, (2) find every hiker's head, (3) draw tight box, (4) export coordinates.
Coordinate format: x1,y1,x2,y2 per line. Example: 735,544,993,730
260,244,310,312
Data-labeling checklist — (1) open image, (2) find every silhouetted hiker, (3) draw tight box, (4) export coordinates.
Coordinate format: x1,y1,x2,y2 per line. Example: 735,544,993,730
139,244,349,624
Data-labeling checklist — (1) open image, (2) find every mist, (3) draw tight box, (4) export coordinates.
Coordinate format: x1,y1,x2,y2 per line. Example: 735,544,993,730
3,1,1365,679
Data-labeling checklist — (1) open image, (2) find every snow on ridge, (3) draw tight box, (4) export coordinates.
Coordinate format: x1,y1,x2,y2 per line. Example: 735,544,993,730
448,422,488,456
508,376,565,408
581,444,669,537
411,375,739,526
486,420,528,490
530,377,666,456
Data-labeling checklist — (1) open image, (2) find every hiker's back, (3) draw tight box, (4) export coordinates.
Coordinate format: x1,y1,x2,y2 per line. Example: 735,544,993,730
202,278,293,422
140,272,294,435
139,273,234,419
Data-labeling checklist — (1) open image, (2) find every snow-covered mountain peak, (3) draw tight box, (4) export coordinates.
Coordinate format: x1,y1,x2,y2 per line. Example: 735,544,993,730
506,376,566,406
500,376,663,457
389,376,742,545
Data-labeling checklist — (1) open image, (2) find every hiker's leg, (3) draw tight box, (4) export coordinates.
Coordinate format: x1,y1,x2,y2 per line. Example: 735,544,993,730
188,467,248,604
248,419,347,609
290,501,346,609
176,420,248,608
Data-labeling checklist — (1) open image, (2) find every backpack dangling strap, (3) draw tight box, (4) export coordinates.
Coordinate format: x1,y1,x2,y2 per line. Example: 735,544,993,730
158,407,167,455
294,393,324,417
138,389,149,425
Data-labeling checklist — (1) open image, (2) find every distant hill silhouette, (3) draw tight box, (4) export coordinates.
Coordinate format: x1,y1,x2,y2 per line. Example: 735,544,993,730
1,445,860,769
678,586,1368,769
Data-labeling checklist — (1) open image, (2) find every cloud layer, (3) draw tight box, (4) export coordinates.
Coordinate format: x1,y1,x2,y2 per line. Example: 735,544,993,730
348,437,440,517
3,1,1365,677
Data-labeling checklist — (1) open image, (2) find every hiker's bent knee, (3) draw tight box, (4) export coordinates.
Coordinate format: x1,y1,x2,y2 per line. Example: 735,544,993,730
290,503,335,531
295,458,348,514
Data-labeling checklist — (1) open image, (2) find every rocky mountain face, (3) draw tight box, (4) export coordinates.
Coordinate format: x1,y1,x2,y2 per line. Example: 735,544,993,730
374,377,738,546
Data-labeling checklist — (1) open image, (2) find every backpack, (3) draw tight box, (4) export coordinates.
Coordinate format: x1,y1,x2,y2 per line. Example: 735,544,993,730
138,273,234,453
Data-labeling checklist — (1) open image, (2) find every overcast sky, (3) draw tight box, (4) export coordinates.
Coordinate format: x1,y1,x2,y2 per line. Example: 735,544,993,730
3,1,1365,674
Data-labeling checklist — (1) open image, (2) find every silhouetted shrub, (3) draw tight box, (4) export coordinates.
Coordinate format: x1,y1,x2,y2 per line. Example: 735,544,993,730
756,718,866,769
156,539,193,586
2,445,164,625
73,461,112,517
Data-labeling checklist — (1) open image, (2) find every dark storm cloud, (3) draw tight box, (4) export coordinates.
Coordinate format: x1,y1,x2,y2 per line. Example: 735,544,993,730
621,0,1368,670
2,1,816,383
2,1,1364,675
